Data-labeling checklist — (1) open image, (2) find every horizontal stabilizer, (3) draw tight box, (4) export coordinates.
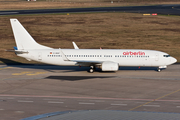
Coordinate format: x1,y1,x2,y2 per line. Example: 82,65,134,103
6,49,28,54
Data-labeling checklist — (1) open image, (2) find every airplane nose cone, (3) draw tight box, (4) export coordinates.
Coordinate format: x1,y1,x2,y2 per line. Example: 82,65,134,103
171,57,177,64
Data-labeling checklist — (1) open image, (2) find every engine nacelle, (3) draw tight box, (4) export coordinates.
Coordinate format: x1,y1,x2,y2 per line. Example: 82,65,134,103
101,61,119,71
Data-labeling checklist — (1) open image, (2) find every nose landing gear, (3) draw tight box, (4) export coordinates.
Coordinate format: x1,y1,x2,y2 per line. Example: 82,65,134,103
157,66,167,72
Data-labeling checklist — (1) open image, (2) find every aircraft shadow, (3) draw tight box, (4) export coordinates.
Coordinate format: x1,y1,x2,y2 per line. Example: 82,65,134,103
0,58,89,72
119,66,158,71
45,76,115,81
0,58,31,65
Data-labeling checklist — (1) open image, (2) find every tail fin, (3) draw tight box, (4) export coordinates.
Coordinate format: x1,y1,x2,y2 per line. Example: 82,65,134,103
10,19,52,50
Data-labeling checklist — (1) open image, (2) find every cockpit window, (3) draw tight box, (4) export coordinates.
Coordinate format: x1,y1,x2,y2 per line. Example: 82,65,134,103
163,55,171,57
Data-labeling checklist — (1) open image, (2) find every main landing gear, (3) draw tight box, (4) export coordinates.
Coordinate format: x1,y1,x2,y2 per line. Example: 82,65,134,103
89,66,95,73
157,68,161,72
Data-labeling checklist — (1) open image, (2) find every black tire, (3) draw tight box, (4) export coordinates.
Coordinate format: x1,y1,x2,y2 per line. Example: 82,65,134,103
89,68,94,73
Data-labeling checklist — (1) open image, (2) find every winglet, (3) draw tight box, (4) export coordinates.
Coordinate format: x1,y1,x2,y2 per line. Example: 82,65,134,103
59,48,69,61
72,42,79,49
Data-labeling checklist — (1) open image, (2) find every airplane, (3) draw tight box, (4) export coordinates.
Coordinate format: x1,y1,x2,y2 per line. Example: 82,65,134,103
9,19,177,73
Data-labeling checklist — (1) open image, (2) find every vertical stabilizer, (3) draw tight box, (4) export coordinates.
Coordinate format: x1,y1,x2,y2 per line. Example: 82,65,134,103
10,19,52,50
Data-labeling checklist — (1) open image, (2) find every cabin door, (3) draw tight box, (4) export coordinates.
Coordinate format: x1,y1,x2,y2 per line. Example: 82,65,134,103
155,53,159,61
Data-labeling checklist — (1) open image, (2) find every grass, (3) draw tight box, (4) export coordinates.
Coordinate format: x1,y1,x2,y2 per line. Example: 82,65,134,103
0,12,180,64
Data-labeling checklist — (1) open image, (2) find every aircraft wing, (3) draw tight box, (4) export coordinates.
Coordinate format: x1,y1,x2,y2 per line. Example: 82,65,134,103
59,48,104,65
73,60,103,66
72,42,79,49
72,60,103,64
73,60,104,66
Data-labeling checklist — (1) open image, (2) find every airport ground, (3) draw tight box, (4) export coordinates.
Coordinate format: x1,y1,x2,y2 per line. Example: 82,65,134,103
0,1,180,119
0,1,180,63
0,64,180,119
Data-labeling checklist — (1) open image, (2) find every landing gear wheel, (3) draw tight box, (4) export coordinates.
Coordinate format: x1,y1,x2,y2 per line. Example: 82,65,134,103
89,65,95,73
89,68,94,73
157,68,161,72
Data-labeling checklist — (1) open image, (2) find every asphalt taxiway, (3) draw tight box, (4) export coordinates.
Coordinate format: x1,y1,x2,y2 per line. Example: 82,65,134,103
0,4,180,16
0,64,180,120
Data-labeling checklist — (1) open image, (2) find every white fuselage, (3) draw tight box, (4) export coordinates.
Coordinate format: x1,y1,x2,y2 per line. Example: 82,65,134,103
18,49,176,67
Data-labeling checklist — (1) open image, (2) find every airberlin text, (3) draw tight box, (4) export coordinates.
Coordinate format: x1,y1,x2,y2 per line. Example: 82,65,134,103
123,51,145,56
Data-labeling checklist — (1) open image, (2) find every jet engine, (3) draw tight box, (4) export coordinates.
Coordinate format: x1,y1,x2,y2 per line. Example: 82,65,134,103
101,61,119,71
